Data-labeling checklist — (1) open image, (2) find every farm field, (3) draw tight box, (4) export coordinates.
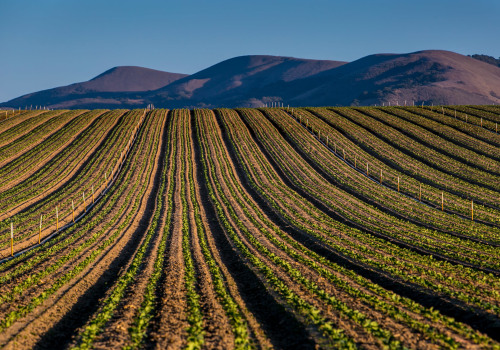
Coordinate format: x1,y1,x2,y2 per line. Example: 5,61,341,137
0,105,499,349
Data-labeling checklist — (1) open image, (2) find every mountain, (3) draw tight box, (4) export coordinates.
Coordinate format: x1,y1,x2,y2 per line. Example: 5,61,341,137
3,66,187,109
281,50,500,106
147,55,347,107
2,50,500,108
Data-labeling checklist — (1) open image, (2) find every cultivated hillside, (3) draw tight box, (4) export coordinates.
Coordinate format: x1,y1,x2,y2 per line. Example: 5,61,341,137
0,106,498,348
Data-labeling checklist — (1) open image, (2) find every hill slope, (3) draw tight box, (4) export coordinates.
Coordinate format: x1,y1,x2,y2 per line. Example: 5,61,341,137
3,66,187,109
285,50,500,106
148,55,347,107
2,50,500,108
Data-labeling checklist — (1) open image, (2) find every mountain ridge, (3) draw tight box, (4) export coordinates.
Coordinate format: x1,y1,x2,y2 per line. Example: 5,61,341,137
3,66,188,109
2,50,499,109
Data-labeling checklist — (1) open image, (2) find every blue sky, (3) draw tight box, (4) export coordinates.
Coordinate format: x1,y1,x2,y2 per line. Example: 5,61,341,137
1,0,499,102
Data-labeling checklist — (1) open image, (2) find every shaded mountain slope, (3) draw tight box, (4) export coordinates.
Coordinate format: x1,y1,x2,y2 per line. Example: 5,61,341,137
3,66,187,109
148,55,347,107
286,50,500,106
2,50,500,108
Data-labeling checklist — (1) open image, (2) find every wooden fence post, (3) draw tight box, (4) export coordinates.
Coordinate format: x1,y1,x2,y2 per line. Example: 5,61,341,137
397,176,400,192
366,163,369,176
39,215,43,244
10,223,14,256
342,149,345,160
441,192,444,211
471,200,474,221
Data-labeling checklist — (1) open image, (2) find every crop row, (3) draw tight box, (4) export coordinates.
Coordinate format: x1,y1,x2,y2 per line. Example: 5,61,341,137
383,107,500,162
0,109,161,349
210,109,416,347
0,109,123,210
408,106,500,147
0,110,36,131
447,105,500,125
0,109,88,167
218,109,495,347
188,110,255,350
0,110,102,195
220,108,500,317
242,108,499,271
0,110,62,148
0,110,143,256
71,109,167,349
264,108,500,247
198,109,361,348
71,110,257,350
470,105,500,122
280,108,500,236
332,107,499,192
0,109,124,216
125,109,179,349
209,108,499,348
297,107,500,216
0,107,498,349
0,110,150,288
361,107,500,171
